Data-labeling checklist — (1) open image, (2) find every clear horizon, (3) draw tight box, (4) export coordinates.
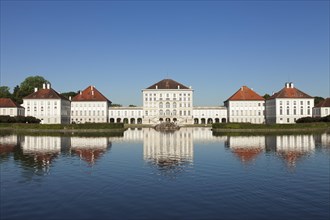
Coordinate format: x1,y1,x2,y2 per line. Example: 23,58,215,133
1,0,329,106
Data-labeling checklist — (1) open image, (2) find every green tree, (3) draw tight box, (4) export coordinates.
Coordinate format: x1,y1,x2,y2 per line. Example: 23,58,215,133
314,96,324,106
128,104,137,107
12,85,21,103
263,94,270,99
110,103,122,107
18,76,49,101
0,86,12,98
61,91,79,99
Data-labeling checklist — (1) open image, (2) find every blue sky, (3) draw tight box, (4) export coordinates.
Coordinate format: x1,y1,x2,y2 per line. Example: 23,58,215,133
1,0,329,106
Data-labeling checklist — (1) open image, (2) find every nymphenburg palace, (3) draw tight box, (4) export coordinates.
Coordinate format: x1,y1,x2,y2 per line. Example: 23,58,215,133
0,79,329,125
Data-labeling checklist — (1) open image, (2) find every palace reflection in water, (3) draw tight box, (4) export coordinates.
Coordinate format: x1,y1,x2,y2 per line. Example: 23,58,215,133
0,129,329,175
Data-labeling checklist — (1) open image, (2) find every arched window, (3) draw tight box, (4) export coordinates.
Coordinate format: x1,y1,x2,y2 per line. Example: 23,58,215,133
166,102,170,108
173,102,177,108
159,102,163,108
166,110,170,116
159,110,163,115
173,110,177,115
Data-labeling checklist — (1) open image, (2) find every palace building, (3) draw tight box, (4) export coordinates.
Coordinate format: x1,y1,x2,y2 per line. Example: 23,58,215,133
265,82,314,124
142,79,194,125
224,86,265,124
19,79,321,125
22,83,71,124
313,98,330,118
0,98,25,117
71,85,111,124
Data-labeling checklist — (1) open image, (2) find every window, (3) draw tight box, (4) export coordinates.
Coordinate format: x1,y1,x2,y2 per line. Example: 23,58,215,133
166,110,170,116
300,106,303,115
307,106,310,115
307,101,310,105
286,106,290,115
159,102,163,108
294,106,297,115
166,102,170,108
159,110,163,115
173,102,177,108
145,111,148,116
173,110,177,115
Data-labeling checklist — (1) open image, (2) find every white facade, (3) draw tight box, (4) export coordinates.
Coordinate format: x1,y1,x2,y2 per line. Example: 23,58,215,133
265,83,314,124
70,86,110,124
142,86,194,125
313,107,329,117
266,98,313,124
109,107,143,124
193,107,227,124
23,99,70,124
226,100,265,123
313,98,330,117
22,84,71,124
0,106,24,117
71,101,109,123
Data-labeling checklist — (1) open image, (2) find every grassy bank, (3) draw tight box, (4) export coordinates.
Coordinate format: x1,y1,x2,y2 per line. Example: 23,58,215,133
0,123,126,136
212,122,330,132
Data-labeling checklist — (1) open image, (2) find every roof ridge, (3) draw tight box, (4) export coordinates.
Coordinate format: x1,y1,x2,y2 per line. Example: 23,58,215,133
146,79,190,90
226,86,264,101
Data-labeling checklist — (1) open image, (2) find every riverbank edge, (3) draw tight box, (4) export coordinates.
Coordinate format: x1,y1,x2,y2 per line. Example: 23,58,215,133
212,127,330,133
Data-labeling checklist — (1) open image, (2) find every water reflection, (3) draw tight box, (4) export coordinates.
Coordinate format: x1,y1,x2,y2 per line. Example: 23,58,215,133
267,135,315,168
225,136,265,164
71,137,112,165
0,130,329,175
143,128,193,177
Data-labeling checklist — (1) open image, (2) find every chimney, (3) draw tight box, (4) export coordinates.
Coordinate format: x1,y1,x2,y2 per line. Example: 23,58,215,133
43,83,46,89
92,90,94,96
178,85,180,89
80,91,82,95
290,82,294,88
285,82,290,88
91,86,93,90
189,86,192,89
69,96,72,101
47,83,51,89
241,87,243,91
34,88,38,92
156,85,158,89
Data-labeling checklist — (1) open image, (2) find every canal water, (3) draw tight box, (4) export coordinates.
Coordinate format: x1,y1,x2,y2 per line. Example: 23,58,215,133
0,128,329,220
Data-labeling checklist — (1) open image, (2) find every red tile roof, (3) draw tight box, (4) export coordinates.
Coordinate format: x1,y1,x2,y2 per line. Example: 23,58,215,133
315,98,330,108
226,86,264,101
146,79,190,90
232,148,263,163
268,84,312,99
23,88,69,100
72,148,106,165
72,86,111,103
0,98,23,108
